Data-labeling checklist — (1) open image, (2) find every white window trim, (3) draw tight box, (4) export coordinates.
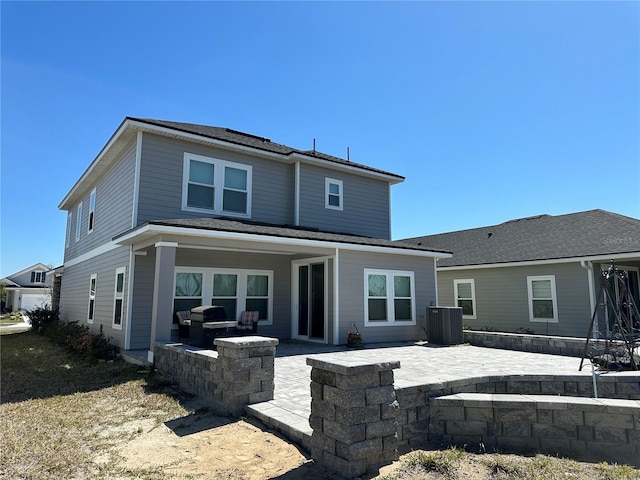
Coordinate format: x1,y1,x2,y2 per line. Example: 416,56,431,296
174,267,273,325
75,202,83,242
527,275,558,323
88,188,96,234
112,267,126,330
364,269,416,326
88,273,97,324
454,279,476,319
325,177,343,211
181,152,252,218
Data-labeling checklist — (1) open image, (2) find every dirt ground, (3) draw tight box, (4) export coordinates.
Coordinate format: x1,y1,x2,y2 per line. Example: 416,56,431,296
117,400,343,480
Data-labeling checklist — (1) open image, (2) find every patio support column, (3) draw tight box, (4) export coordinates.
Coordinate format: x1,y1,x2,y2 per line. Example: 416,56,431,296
307,355,400,477
148,241,177,362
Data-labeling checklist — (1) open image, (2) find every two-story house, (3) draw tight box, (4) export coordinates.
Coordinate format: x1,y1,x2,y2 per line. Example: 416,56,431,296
58,118,450,359
1,263,54,313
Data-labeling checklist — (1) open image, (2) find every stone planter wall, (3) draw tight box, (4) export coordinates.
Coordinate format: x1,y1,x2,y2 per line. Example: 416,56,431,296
153,336,278,416
463,330,611,358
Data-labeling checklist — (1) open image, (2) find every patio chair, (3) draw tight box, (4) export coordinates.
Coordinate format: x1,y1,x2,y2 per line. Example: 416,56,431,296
175,310,191,341
232,310,259,336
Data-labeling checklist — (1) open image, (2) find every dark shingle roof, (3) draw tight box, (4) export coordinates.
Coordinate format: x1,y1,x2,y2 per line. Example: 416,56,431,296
128,117,404,181
402,209,640,267
142,217,451,255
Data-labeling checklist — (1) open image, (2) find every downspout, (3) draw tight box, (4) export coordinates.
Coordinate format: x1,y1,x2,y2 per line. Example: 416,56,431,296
433,257,439,306
580,260,598,339
333,248,340,345
294,161,300,226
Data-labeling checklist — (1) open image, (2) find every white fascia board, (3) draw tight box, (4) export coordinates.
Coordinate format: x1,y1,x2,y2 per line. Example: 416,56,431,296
437,252,640,271
115,224,452,259
288,152,404,185
5,262,51,279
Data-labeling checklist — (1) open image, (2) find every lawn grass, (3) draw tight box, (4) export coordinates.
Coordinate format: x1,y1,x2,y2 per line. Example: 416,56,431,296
0,330,189,479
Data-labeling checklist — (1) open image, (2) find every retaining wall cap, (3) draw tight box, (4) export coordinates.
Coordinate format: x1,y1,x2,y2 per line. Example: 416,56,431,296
433,393,640,412
306,355,400,375
214,336,279,348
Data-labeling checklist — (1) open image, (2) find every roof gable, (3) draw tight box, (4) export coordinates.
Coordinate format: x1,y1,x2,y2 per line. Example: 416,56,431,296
403,209,640,267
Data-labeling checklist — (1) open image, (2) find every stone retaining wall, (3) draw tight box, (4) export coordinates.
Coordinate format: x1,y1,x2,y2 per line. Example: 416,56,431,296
395,373,640,448
430,393,640,467
153,336,278,416
463,330,610,358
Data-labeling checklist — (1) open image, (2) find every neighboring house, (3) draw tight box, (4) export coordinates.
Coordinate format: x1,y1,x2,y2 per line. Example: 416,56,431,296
1,263,53,312
403,210,640,338
57,117,450,357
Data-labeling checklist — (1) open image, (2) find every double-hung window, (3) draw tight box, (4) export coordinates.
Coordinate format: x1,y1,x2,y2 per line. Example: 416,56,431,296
88,274,97,324
325,178,343,210
364,269,415,325
454,279,476,319
88,188,96,233
76,202,83,242
113,267,126,329
527,275,558,322
182,153,252,217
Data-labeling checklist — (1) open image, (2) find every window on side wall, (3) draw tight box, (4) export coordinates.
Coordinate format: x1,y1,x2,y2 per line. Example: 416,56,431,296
76,202,83,242
364,269,415,326
88,188,96,233
66,212,72,247
88,274,97,324
454,279,476,319
527,275,557,323
325,178,343,211
182,153,252,217
113,267,126,329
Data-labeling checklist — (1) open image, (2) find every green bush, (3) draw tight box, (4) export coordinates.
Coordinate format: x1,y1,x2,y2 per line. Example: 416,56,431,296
26,305,58,332
43,320,118,361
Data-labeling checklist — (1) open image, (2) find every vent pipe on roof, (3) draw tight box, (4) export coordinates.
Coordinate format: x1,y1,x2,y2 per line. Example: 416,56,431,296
313,138,316,153
347,147,350,161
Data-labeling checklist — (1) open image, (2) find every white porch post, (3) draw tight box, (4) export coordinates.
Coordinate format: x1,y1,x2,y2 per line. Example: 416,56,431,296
148,241,177,362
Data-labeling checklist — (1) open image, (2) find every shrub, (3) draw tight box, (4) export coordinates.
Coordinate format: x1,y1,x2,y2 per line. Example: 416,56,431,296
42,320,118,361
26,305,58,332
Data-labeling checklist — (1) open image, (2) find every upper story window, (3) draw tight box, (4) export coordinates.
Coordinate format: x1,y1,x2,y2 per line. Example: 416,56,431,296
31,271,46,283
182,153,252,217
364,269,415,326
88,188,96,233
66,212,72,247
454,279,476,319
325,178,343,211
75,202,83,242
527,275,558,323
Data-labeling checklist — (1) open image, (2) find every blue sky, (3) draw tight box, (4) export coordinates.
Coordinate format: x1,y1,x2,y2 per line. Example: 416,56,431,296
1,1,639,278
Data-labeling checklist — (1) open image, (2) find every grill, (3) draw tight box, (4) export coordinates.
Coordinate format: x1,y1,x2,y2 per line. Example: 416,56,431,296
189,306,228,347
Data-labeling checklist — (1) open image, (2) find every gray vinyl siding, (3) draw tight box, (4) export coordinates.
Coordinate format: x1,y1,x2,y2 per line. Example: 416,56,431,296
338,251,436,344
64,140,136,262
136,133,294,226
437,262,592,337
129,252,155,349
298,164,391,239
58,247,131,348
